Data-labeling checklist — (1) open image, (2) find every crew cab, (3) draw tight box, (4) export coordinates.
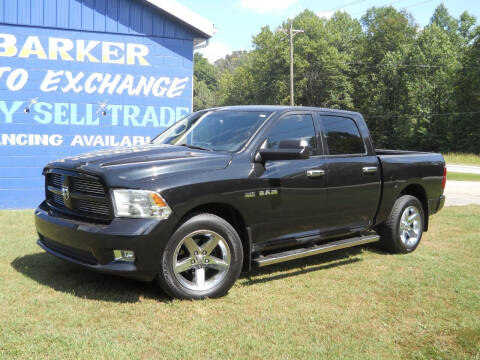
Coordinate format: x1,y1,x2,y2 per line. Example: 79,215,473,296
35,106,447,299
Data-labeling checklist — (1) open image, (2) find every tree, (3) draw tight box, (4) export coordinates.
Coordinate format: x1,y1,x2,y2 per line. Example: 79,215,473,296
214,50,249,74
194,4,480,153
193,53,219,111
356,7,417,147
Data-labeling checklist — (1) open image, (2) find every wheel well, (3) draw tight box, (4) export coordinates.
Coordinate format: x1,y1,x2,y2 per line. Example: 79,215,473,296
400,184,429,231
179,203,251,272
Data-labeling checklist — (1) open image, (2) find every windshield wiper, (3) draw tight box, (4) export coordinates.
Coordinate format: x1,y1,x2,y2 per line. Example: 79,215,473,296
177,144,212,151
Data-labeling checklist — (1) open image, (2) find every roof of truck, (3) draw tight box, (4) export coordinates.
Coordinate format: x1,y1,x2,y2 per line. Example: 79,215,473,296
209,105,361,116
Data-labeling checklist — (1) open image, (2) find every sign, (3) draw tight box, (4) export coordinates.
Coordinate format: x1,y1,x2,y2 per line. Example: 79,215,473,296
0,24,193,208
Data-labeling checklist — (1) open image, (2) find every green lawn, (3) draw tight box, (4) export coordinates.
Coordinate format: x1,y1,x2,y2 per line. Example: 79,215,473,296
444,153,480,166
1,207,479,359
448,172,480,182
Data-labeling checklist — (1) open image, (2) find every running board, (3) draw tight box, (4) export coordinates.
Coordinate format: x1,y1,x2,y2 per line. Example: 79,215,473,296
253,233,380,267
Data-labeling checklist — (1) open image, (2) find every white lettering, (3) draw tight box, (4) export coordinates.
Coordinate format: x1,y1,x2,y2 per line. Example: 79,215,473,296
102,42,124,64
61,71,84,93
98,74,122,94
84,73,103,93
40,70,64,92
167,77,189,98
6,68,28,91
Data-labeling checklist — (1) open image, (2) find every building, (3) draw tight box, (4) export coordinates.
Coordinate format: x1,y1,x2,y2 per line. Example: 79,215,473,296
0,0,214,208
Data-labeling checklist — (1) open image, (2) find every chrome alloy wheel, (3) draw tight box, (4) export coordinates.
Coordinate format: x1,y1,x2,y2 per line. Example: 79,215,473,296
172,230,231,292
399,205,422,248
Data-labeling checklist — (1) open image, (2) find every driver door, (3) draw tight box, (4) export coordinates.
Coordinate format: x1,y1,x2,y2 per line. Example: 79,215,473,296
254,112,328,244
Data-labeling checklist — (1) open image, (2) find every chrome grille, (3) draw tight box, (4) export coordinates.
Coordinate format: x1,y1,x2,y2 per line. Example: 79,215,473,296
71,177,106,195
45,170,112,221
51,193,65,207
76,199,111,216
50,173,63,187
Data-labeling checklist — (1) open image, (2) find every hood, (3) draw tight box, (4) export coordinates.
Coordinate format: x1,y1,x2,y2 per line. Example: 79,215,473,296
45,144,232,187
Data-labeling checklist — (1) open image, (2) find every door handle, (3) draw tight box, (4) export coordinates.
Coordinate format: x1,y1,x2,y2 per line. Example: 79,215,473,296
307,169,325,178
362,166,377,174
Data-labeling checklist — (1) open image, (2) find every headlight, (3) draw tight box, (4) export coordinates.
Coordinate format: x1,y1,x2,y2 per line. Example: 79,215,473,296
111,189,172,219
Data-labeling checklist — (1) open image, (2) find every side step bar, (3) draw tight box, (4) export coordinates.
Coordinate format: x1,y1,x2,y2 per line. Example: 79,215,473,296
253,233,380,267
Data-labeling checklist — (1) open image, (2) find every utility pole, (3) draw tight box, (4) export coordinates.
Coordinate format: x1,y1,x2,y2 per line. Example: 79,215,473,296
280,23,304,106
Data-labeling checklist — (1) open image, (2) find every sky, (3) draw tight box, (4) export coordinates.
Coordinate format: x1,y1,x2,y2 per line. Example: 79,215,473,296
176,0,480,63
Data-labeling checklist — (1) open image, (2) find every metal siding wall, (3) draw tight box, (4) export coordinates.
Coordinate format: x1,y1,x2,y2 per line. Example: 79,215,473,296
17,0,29,25
94,0,106,32
57,0,69,28
117,0,130,34
0,0,4,23
81,0,95,31
105,0,118,33
0,0,199,208
0,0,197,40
141,7,152,35
31,0,44,26
4,0,17,23
129,1,142,34
44,0,57,27
69,0,82,29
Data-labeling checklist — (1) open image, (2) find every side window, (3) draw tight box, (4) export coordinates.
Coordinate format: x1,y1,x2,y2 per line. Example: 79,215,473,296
266,114,317,155
321,116,365,155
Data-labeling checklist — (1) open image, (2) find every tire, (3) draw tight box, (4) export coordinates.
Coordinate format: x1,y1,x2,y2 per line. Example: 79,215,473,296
157,213,243,299
378,195,425,254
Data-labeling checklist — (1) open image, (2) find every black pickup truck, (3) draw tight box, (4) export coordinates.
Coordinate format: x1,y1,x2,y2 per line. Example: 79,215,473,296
35,106,446,299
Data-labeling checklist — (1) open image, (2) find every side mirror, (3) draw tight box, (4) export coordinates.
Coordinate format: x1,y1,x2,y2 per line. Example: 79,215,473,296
257,138,310,162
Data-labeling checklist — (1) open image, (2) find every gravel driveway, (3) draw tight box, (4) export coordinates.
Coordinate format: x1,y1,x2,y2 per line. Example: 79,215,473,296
444,180,480,206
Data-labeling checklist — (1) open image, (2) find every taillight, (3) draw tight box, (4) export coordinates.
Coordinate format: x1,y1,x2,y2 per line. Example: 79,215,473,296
441,166,447,190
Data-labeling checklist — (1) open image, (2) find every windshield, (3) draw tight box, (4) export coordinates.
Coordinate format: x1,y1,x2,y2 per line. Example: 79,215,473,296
152,110,272,152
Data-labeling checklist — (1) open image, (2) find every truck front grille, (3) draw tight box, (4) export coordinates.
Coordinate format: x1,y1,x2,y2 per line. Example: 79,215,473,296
45,169,112,221
70,177,106,195
51,193,65,207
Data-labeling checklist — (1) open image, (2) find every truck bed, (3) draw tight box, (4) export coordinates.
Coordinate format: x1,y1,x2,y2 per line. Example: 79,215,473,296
375,149,430,156
374,149,445,227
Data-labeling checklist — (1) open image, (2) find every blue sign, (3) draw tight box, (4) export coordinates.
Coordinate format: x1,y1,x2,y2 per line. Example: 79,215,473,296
0,24,193,208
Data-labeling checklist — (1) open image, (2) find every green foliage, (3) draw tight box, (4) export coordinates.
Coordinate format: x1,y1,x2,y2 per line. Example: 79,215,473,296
214,50,249,73
193,53,219,111
444,153,480,166
193,4,480,153
447,172,480,182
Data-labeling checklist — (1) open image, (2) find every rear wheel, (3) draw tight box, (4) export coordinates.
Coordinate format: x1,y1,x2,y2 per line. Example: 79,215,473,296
379,195,424,253
157,213,243,299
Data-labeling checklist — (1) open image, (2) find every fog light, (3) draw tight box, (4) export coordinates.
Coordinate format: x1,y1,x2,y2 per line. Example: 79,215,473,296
113,250,135,262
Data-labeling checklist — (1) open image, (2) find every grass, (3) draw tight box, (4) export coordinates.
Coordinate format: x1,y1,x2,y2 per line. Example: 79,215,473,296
444,153,480,166
1,207,480,359
447,172,480,182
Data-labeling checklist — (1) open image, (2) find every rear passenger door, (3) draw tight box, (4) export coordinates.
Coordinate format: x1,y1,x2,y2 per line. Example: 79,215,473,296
319,115,381,233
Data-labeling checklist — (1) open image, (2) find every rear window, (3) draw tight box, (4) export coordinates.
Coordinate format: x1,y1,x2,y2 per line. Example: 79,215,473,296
321,116,365,155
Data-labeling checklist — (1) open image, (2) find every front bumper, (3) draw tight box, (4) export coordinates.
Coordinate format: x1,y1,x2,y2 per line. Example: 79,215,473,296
35,201,177,281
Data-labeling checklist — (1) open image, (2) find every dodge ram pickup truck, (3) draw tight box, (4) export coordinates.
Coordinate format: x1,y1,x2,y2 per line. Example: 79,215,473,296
35,106,446,299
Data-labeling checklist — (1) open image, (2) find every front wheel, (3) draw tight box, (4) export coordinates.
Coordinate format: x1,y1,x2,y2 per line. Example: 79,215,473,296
157,213,243,299
379,195,425,254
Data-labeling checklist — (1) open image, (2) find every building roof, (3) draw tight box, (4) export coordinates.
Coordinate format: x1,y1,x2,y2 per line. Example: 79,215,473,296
145,0,215,42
